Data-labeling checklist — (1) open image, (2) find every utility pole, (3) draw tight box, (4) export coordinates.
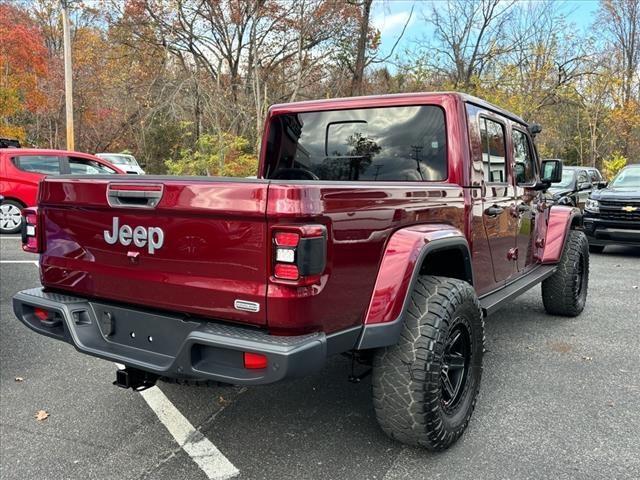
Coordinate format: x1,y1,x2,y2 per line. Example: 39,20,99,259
61,0,74,150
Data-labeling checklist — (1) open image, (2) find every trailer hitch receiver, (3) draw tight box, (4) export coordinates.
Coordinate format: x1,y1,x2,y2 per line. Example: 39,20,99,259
114,367,158,391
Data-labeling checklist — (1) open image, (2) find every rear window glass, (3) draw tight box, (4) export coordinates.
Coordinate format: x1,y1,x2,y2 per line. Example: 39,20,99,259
13,156,61,174
265,106,447,181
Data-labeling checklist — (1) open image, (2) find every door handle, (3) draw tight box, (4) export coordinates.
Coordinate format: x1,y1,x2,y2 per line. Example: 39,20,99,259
510,203,531,217
484,205,504,217
107,184,164,208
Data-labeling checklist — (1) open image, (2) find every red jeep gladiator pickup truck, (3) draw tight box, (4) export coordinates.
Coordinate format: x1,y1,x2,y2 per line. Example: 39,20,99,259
13,92,589,450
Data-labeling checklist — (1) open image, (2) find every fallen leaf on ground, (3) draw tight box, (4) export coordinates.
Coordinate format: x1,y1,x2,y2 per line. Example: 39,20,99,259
607,401,614,407
35,410,49,421
14,377,24,382
549,341,572,353
218,396,230,406
582,356,593,361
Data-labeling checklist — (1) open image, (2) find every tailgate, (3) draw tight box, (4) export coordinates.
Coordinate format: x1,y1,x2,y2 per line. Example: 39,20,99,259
38,176,269,326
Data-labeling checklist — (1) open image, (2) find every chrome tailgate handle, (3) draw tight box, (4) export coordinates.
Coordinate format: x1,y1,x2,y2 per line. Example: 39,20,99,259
107,184,164,208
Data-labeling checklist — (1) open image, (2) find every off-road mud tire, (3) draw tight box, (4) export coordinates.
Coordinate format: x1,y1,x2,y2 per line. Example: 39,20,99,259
372,276,484,450
542,229,589,316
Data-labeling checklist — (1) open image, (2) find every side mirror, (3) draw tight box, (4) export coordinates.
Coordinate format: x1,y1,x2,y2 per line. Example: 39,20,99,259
579,182,592,191
533,159,562,191
528,123,542,137
598,180,608,189
541,159,562,183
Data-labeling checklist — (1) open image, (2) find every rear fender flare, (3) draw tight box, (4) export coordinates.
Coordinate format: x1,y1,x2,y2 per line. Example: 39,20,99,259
541,206,582,264
356,224,472,350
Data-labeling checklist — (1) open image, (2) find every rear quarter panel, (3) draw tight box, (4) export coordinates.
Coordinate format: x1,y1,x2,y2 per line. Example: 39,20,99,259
266,183,465,334
0,153,42,206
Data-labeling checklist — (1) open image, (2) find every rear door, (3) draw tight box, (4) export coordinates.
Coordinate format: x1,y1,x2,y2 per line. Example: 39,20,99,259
38,177,269,326
479,115,518,284
8,154,63,205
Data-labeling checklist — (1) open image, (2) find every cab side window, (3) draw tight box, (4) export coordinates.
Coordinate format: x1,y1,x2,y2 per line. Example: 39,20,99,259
512,129,536,185
480,118,507,183
13,156,61,174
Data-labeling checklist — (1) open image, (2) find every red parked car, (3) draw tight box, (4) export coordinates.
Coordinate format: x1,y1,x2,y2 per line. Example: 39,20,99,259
0,148,123,233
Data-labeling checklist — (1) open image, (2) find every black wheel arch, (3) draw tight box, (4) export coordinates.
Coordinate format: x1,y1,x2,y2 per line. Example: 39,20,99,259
357,236,474,350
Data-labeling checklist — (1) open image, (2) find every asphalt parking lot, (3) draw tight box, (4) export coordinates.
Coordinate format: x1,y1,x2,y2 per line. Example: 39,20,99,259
1,235,639,480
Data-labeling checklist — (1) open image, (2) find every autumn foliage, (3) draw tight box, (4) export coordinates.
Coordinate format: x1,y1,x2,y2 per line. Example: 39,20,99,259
1,0,638,175
0,3,48,141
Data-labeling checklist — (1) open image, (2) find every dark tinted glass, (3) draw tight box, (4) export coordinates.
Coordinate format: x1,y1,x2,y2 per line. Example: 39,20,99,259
15,156,61,174
265,106,447,181
480,118,506,183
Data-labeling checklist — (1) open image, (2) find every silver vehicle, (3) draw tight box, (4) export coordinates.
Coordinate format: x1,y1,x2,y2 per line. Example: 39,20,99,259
95,153,145,175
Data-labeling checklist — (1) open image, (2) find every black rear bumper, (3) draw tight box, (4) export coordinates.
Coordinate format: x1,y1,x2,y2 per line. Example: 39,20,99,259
13,288,360,385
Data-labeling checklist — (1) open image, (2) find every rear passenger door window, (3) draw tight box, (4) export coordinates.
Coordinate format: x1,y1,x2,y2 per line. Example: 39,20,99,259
512,129,536,185
67,157,117,175
480,118,507,183
13,156,62,174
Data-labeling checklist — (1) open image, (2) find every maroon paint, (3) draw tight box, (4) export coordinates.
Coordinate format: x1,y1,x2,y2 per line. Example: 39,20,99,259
541,206,577,264
265,184,465,334
38,177,269,325
362,224,466,325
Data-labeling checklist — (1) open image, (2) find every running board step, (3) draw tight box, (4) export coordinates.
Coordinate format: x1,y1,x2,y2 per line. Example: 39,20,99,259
479,265,557,316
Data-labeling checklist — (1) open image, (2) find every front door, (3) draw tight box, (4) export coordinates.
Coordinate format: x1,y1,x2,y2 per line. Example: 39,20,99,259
480,116,518,284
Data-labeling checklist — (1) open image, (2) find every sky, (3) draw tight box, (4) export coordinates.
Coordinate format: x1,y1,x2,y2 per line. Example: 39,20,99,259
373,0,601,63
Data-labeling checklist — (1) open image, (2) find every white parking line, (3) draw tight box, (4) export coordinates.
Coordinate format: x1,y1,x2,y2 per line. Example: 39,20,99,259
140,386,239,480
12,261,238,479
0,260,39,265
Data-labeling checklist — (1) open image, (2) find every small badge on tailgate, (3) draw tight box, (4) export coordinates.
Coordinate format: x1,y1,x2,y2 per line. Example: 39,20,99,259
104,217,164,254
234,299,260,313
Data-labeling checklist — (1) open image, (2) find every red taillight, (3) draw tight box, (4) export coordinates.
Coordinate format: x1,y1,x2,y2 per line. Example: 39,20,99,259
274,232,300,247
274,263,299,280
34,308,49,321
21,207,41,254
271,225,327,285
243,352,268,369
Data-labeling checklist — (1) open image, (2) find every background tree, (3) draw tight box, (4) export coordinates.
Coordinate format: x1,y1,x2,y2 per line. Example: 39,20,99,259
1,0,638,175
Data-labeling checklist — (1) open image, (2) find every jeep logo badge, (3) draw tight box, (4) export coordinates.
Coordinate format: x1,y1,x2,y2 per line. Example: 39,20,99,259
104,217,164,254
